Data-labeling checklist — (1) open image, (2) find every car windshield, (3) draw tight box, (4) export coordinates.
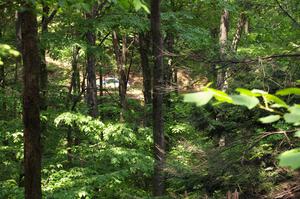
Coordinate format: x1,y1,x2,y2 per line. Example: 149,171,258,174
106,79,118,83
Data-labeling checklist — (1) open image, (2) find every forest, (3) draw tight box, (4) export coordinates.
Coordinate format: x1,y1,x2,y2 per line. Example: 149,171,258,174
1,0,300,198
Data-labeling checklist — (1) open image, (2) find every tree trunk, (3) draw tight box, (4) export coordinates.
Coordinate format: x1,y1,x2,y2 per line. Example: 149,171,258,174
85,7,99,118
71,45,81,95
40,4,58,110
99,64,104,97
139,32,152,104
164,32,175,106
165,32,174,91
216,8,229,147
112,31,127,121
244,18,249,34
173,67,178,94
139,32,152,126
231,12,246,52
20,2,42,198
15,11,22,83
40,4,49,110
216,9,229,91
0,63,5,117
151,0,165,196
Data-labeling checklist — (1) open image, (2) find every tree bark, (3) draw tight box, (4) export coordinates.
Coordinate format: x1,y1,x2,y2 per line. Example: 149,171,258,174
85,7,99,118
39,4,57,110
231,13,246,52
99,64,104,97
164,32,175,106
216,9,229,91
15,11,22,83
112,31,128,121
151,0,165,196
40,4,49,110
139,32,152,126
165,32,174,91
20,2,42,198
0,61,5,116
139,32,152,105
71,45,81,95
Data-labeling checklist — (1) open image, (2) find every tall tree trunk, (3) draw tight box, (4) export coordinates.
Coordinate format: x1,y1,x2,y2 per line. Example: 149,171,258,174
164,32,175,106
0,28,6,116
244,17,249,34
99,64,104,97
40,4,49,110
216,9,229,91
139,32,152,104
0,63,5,116
15,11,22,83
40,4,58,110
173,67,178,94
231,12,246,52
71,45,81,95
112,31,127,121
165,32,174,91
20,2,42,198
139,32,152,126
85,7,99,118
216,9,229,147
151,0,165,196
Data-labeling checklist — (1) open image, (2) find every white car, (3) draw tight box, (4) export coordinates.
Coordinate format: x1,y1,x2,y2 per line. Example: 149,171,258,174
103,77,119,89
97,77,130,89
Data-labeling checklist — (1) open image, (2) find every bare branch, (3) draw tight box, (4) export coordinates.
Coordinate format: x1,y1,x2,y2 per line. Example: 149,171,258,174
275,0,300,28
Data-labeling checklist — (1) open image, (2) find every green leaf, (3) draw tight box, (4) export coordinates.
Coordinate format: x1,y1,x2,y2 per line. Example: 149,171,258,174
279,149,300,169
183,92,213,106
259,115,281,123
284,106,300,124
133,0,149,13
283,113,300,124
264,94,288,108
276,88,300,96
251,89,267,95
231,95,259,109
236,88,260,97
294,131,300,138
207,88,233,103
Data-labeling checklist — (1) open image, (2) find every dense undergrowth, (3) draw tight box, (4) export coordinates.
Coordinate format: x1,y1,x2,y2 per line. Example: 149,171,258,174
0,76,297,198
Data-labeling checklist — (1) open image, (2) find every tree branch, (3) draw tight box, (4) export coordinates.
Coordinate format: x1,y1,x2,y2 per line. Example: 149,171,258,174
46,8,58,25
275,0,300,28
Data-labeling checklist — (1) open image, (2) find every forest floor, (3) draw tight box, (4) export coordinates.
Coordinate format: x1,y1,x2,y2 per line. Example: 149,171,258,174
46,56,204,101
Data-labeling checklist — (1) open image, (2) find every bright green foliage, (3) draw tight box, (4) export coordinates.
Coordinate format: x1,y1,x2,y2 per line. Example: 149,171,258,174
231,95,259,109
279,149,300,170
259,115,281,124
1,0,300,198
284,106,300,124
184,86,300,170
276,88,300,96
184,92,213,106
0,44,20,65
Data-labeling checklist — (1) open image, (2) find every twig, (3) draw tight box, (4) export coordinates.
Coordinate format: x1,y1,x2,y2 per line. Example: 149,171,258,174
275,0,300,28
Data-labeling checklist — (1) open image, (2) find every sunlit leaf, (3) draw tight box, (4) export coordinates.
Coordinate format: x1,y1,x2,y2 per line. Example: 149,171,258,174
183,92,213,106
283,113,300,124
251,89,267,95
264,94,288,108
276,88,300,96
279,149,300,169
259,115,281,123
207,88,233,103
231,95,259,109
284,106,300,124
294,131,300,138
236,88,260,97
